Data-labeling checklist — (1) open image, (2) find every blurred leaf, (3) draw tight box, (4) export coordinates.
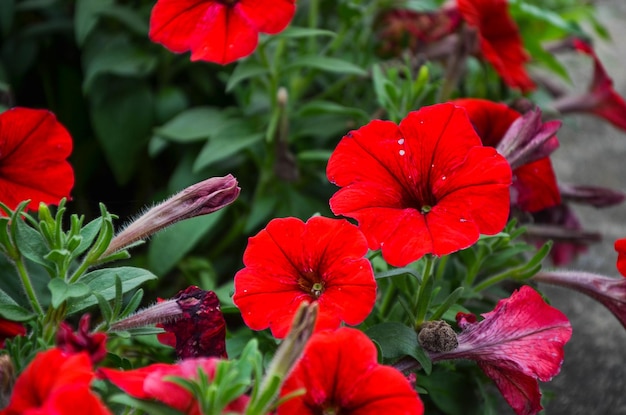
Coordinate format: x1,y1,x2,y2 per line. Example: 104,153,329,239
193,120,263,171
108,394,184,415
154,107,231,143
98,5,149,36
83,37,157,92
90,79,153,185
226,59,269,92
282,55,368,76
148,210,226,275
74,0,115,45
0,0,15,36
297,100,369,121
275,26,337,39
68,267,157,314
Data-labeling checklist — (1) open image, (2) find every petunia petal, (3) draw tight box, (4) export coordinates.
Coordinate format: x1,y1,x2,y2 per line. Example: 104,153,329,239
0,108,74,211
237,0,296,34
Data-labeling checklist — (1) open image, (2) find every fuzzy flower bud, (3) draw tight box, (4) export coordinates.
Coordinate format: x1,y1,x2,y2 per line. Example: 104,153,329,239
104,175,240,257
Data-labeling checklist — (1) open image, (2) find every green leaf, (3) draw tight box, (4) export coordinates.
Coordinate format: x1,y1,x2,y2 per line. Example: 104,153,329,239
68,267,157,314
275,26,337,39
74,217,103,257
83,37,157,92
108,394,184,415
154,107,232,143
97,5,149,36
13,219,50,270
0,288,34,321
366,322,432,373
74,0,114,45
48,279,91,308
226,59,269,92
0,0,15,36
90,80,153,185
193,119,264,172
148,210,226,275
282,56,367,76
296,100,369,121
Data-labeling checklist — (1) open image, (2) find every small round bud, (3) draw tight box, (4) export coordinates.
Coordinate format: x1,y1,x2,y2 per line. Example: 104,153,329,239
418,320,458,353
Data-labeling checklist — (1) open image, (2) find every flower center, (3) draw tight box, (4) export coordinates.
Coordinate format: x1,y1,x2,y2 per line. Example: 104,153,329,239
421,204,432,213
298,271,325,299
217,0,238,5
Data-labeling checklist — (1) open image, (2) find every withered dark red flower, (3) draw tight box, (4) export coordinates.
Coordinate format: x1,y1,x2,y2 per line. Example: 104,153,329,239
56,314,107,364
159,286,227,359
456,0,535,92
1,348,111,415
278,327,424,415
453,98,561,213
100,358,248,415
0,107,74,213
149,0,296,65
429,286,572,415
327,103,512,267
552,38,626,131
233,216,376,339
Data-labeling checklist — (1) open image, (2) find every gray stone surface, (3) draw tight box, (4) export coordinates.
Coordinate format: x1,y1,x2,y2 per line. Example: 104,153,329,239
535,1,626,414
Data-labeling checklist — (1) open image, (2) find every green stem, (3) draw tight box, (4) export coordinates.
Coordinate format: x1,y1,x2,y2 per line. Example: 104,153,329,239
68,258,92,284
414,255,435,326
15,258,44,315
473,266,523,292
378,280,397,318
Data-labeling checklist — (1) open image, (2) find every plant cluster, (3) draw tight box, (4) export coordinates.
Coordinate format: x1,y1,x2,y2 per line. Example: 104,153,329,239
0,0,625,414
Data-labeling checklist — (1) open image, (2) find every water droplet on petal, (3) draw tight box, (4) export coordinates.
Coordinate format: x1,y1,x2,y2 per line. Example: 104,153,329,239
460,218,467,223
399,150,406,156
398,138,405,145
441,176,446,181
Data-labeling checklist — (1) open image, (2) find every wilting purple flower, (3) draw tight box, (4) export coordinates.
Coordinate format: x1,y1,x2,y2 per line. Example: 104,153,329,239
534,269,626,330
56,314,107,364
552,39,626,132
559,183,625,208
104,175,240,257
429,286,572,415
496,108,560,170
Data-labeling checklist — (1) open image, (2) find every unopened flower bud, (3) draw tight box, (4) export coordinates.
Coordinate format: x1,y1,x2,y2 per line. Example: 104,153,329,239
0,354,14,408
109,299,183,332
418,320,458,353
104,175,240,257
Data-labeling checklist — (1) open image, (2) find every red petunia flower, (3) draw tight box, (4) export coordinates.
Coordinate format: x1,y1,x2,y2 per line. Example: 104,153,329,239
0,318,26,348
616,238,626,277
456,0,535,92
533,269,626,330
149,0,296,65
453,98,561,213
56,314,107,364
100,358,248,415
278,327,424,415
552,38,626,131
232,216,376,339
0,107,74,213
1,348,111,415
326,103,512,267
429,286,572,415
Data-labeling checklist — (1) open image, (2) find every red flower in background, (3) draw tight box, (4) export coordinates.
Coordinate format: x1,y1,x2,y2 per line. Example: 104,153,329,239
453,98,561,213
1,348,111,415
233,216,376,339
0,318,25,348
278,327,424,415
552,39,626,131
457,0,535,92
429,286,572,415
149,0,296,65
101,358,248,415
0,108,74,213
617,238,626,277
327,103,511,267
